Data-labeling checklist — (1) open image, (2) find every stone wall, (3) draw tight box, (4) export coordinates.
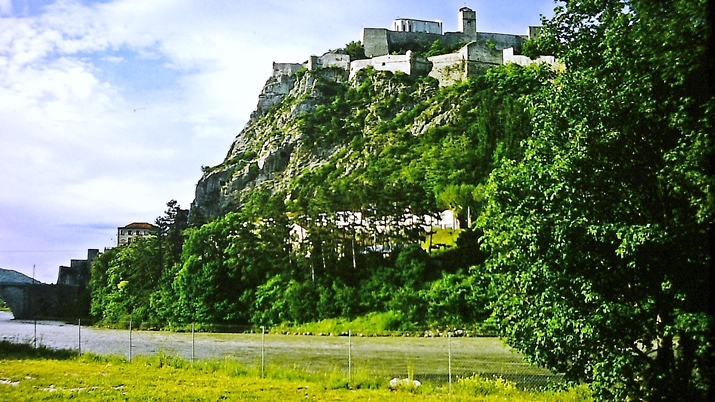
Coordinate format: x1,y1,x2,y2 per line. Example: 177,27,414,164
428,42,502,86
503,47,559,67
363,28,527,58
476,32,528,52
349,51,431,80
57,249,97,287
428,52,466,86
273,62,304,76
362,28,390,58
464,41,502,64
308,53,350,70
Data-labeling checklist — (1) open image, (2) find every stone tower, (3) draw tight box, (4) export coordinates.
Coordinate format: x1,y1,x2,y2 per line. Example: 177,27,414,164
458,7,477,40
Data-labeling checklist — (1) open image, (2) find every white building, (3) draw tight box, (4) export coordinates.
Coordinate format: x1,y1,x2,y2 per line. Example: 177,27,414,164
117,222,158,246
392,18,443,34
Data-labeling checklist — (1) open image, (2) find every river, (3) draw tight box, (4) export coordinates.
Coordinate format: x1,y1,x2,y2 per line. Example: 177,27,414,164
0,311,556,386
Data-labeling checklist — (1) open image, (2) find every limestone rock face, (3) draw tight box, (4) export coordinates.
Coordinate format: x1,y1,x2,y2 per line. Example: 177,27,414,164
250,72,298,120
190,62,447,222
191,67,349,220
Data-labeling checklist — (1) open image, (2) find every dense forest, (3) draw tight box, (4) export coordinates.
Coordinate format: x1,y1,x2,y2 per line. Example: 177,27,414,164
88,1,712,401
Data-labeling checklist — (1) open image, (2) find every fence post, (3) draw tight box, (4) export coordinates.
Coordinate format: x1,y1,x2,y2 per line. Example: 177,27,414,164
78,318,81,356
129,320,133,363
261,326,265,378
348,330,352,384
448,331,452,395
191,323,195,364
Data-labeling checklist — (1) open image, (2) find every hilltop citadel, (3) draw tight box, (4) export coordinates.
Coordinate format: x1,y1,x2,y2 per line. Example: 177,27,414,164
254,7,556,118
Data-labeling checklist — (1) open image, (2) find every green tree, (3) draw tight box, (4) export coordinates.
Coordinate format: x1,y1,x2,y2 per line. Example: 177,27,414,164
90,236,161,325
172,212,260,324
343,40,367,61
89,247,120,319
478,0,713,400
155,200,189,271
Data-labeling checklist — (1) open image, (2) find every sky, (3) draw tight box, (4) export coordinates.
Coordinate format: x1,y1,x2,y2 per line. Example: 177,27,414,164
0,0,557,283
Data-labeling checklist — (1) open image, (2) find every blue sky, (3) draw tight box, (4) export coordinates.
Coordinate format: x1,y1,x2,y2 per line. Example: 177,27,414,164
0,0,558,283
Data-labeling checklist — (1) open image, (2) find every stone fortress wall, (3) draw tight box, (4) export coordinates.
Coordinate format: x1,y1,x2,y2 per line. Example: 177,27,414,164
253,7,559,118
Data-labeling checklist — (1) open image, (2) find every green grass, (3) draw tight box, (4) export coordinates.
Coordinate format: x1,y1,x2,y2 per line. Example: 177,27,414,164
1,340,592,401
273,311,402,336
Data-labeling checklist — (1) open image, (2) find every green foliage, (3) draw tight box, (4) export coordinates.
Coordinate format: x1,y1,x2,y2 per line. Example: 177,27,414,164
171,209,290,325
294,67,308,80
521,38,542,60
455,374,517,396
274,311,402,336
88,53,550,341
89,236,161,325
343,40,367,60
478,1,713,400
423,40,466,58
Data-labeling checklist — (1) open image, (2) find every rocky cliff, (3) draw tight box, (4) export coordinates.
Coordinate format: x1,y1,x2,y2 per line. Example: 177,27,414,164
192,67,342,219
191,65,443,220
190,52,543,225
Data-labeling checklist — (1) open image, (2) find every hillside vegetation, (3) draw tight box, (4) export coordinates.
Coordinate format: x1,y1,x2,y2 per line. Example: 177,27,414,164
90,63,548,332
86,1,712,401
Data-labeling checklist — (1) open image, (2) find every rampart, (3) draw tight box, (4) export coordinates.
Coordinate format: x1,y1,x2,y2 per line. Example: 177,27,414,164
258,8,558,103
0,249,97,319
349,51,432,80
362,29,477,58
57,249,97,286
428,42,502,86
308,53,350,70
476,32,528,51
273,62,304,76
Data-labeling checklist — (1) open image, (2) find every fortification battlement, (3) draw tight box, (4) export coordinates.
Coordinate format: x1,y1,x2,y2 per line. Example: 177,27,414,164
363,7,482,58
266,7,557,89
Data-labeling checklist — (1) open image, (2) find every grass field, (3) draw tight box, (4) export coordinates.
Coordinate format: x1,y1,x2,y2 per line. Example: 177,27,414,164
0,341,592,401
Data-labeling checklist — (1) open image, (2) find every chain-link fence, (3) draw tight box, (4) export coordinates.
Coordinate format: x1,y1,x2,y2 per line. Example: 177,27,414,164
1,315,561,389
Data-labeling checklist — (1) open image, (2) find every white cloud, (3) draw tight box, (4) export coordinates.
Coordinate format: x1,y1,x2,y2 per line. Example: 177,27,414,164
0,0,556,281
103,55,124,63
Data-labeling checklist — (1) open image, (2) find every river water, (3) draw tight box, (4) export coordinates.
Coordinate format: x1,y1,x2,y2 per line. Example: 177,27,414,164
0,311,556,386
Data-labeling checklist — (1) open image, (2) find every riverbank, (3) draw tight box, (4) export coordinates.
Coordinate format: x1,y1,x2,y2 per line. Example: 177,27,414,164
1,310,559,389
0,341,592,401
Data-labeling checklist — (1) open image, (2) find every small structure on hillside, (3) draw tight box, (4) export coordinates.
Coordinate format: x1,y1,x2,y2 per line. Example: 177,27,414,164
117,222,158,246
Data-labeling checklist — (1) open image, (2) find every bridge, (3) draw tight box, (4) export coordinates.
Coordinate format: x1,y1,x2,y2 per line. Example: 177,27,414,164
0,282,83,320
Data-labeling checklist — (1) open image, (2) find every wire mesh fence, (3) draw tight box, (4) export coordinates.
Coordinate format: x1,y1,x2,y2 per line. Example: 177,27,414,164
0,314,562,390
